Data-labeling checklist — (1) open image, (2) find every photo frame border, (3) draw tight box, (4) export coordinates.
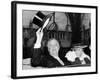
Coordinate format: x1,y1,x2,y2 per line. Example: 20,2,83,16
11,1,98,79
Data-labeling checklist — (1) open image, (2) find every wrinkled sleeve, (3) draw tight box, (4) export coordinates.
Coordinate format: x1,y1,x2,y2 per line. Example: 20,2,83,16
31,48,47,67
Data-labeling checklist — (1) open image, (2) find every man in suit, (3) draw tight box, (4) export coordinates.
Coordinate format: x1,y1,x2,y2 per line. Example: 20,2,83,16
31,28,72,68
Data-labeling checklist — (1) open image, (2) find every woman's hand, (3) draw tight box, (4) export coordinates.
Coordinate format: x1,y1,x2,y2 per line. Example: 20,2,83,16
34,28,43,48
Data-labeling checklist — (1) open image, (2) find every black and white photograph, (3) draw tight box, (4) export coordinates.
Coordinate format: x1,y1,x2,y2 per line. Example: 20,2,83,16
22,10,91,69
11,1,97,79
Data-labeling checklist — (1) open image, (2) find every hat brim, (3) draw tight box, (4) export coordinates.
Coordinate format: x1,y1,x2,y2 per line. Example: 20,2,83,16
41,14,53,30
73,45,87,49
42,17,50,29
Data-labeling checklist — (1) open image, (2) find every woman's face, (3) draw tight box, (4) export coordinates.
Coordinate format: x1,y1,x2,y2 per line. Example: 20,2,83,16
47,39,60,57
74,48,83,57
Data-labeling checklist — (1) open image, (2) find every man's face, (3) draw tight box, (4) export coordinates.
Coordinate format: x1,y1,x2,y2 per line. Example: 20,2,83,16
47,39,60,57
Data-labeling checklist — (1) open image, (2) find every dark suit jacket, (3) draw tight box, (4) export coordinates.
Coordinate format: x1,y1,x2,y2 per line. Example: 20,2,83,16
31,47,72,68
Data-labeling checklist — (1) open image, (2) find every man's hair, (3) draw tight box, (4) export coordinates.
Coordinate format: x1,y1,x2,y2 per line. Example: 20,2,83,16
46,38,60,48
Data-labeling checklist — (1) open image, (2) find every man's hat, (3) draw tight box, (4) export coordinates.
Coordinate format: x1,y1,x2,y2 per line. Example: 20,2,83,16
32,11,53,29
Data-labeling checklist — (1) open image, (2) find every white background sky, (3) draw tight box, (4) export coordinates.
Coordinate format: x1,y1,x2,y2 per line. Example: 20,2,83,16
0,0,100,80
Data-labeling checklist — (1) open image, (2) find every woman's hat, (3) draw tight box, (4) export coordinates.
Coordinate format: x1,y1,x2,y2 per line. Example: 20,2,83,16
72,43,87,49
32,11,53,29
